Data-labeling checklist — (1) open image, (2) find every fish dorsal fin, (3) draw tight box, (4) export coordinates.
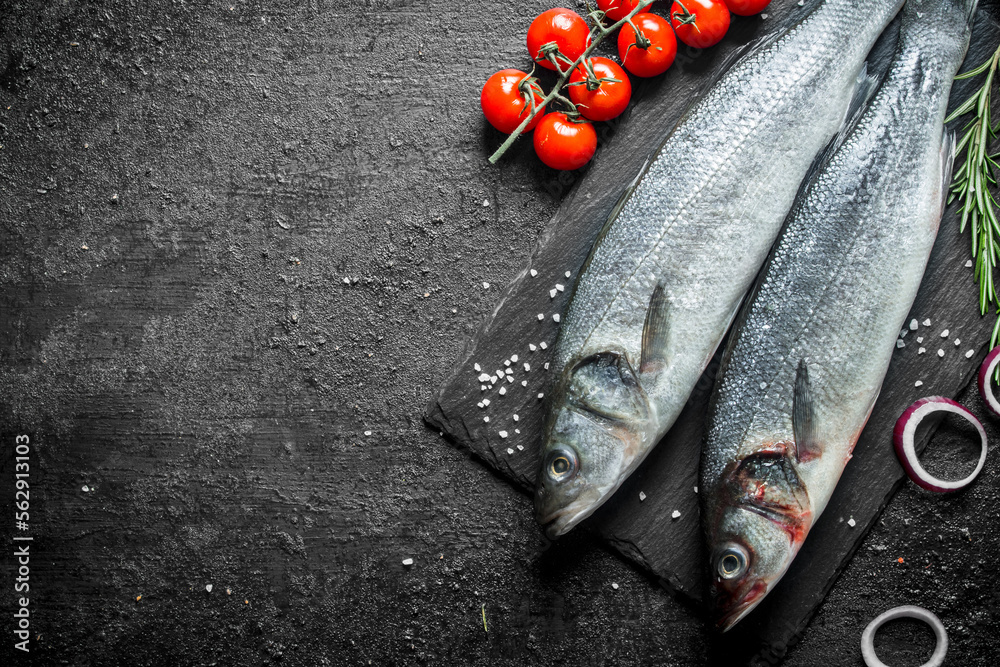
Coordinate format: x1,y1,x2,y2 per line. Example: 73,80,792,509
640,280,670,375
792,360,821,463
938,129,956,220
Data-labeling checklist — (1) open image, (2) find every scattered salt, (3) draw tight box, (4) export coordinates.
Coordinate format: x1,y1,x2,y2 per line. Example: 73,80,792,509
537,313,544,321
612,583,619,590
966,349,975,358
923,318,931,326
909,319,919,330
896,340,905,348
474,363,481,372
537,393,545,399
484,416,490,423
937,349,945,358
671,510,681,519
524,363,531,372
955,339,961,346
517,444,524,450
549,289,557,299
918,348,926,355
364,430,372,436
693,486,698,493
515,429,521,435
940,329,950,338
402,558,413,566
760,12,768,18
343,277,351,284
540,342,548,350
483,282,490,289
506,448,514,455
965,260,973,268
481,385,486,391
499,431,508,439
847,518,856,528
521,380,527,387
499,387,507,396
639,491,647,502
900,329,908,338
483,398,490,406
565,271,571,278
917,337,924,343
505,368,513,375
504,359,511,367
507,376,514,384
478,373,490,382
553,314,561,322
477,402,484,409
513,414,519,422
556,284,564,292
206,584,213,592
530,269,538,277
490,375,498,383
529,344,537,352
483,199,490,207
914,380,923,387
544,362,550,370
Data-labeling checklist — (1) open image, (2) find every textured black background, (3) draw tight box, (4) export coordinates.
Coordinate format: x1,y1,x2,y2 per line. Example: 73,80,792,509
1,0,998,665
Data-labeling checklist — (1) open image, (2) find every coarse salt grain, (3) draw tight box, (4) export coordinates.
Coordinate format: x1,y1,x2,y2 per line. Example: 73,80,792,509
918,348,926,355
847,518,856,528
544,362,550,370
900,329,908,338
474,363,481,372
612,583,619,590
477,402,484,409
504,359,511,367
556,284,564,292
553,314,561,322
481,385,486,391
364,430,372,436
524,363,531,372
515,429,520,434
511,354,518,362
937,349,945,357
483,282,490,289
671,510,681,519
915,380,923,387
478,373,490,382
923,318,931,326
490,375,498,383
565,271,571,278
530,269,538,277
538,393,544,399
966,349,976,358
941,329,950,338
499,387,507,395
639,491,646,501
694,486,698,493
507,376,514,384
909,319,919,330
513,414,519,421
517,444,523,450
955,339,961,346
966,260,973,268
499,431,508,438
505,368,513,375
540,342,548,349
529,344,537,351
896,340,905,348
484,416,490,423
506,448,513,455
521,380,527,387
549,289,557,299
917,337,924,343
483,398,490,406
402,558,413,566
537,313,544,321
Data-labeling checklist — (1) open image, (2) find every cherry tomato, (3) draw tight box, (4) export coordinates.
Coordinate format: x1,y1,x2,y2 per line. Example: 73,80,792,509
618,13,677,78
533,113,597,170
480,69,546,134
527,8,592,71
568,57,632,122
596,0,646,22
723,0,771,15
670,0,730,49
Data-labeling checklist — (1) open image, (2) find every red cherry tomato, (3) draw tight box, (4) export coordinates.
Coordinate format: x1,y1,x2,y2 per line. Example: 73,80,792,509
596,0,646,22
527,8,592,71
480,69,546,134
618,13,677,78
670,0,730,49
568,57,632,122
723,0,771,16
533,113,597,170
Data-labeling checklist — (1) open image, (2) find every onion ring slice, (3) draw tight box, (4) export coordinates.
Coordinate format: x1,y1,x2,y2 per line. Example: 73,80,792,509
861,605,947,667
977,346,1000,418
892,396,987,493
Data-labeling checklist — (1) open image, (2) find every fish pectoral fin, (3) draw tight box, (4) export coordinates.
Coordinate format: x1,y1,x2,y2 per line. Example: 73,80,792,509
640,280,670,375
792,359,821,463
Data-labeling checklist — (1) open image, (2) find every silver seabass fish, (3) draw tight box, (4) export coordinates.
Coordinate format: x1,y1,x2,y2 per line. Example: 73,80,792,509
534,0,905,538
700,0,976,631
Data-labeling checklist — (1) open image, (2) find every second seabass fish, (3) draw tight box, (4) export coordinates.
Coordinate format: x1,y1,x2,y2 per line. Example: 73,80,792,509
534,0,905,538
700,0,977,631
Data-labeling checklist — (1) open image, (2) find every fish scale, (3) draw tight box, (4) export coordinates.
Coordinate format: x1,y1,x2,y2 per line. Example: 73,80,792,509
701,0,977,631
535,0,905,539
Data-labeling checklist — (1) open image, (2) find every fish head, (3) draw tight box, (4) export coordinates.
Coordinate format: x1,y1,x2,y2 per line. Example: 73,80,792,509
535,351,653,538
705,447,813,631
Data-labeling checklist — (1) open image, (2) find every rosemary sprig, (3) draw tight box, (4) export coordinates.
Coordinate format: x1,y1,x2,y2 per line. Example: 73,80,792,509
946,43,1000,350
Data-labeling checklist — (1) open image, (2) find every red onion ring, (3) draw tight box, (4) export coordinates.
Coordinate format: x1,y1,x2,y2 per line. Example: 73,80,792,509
977,346,1000,418
861,605,947,667
893,396,987,493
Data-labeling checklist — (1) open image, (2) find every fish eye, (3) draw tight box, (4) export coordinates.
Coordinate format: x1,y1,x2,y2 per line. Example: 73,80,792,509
717,544,749,580
545,447,578,482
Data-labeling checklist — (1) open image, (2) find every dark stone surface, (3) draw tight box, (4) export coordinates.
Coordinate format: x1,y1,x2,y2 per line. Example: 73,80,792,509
0,0,997,665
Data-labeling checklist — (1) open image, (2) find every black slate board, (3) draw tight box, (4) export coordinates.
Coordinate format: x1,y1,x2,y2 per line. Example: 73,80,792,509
426,2,1000,660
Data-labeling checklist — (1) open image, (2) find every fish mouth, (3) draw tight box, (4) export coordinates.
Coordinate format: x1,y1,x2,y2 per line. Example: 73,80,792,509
536,487,605,539
715,581,768,632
